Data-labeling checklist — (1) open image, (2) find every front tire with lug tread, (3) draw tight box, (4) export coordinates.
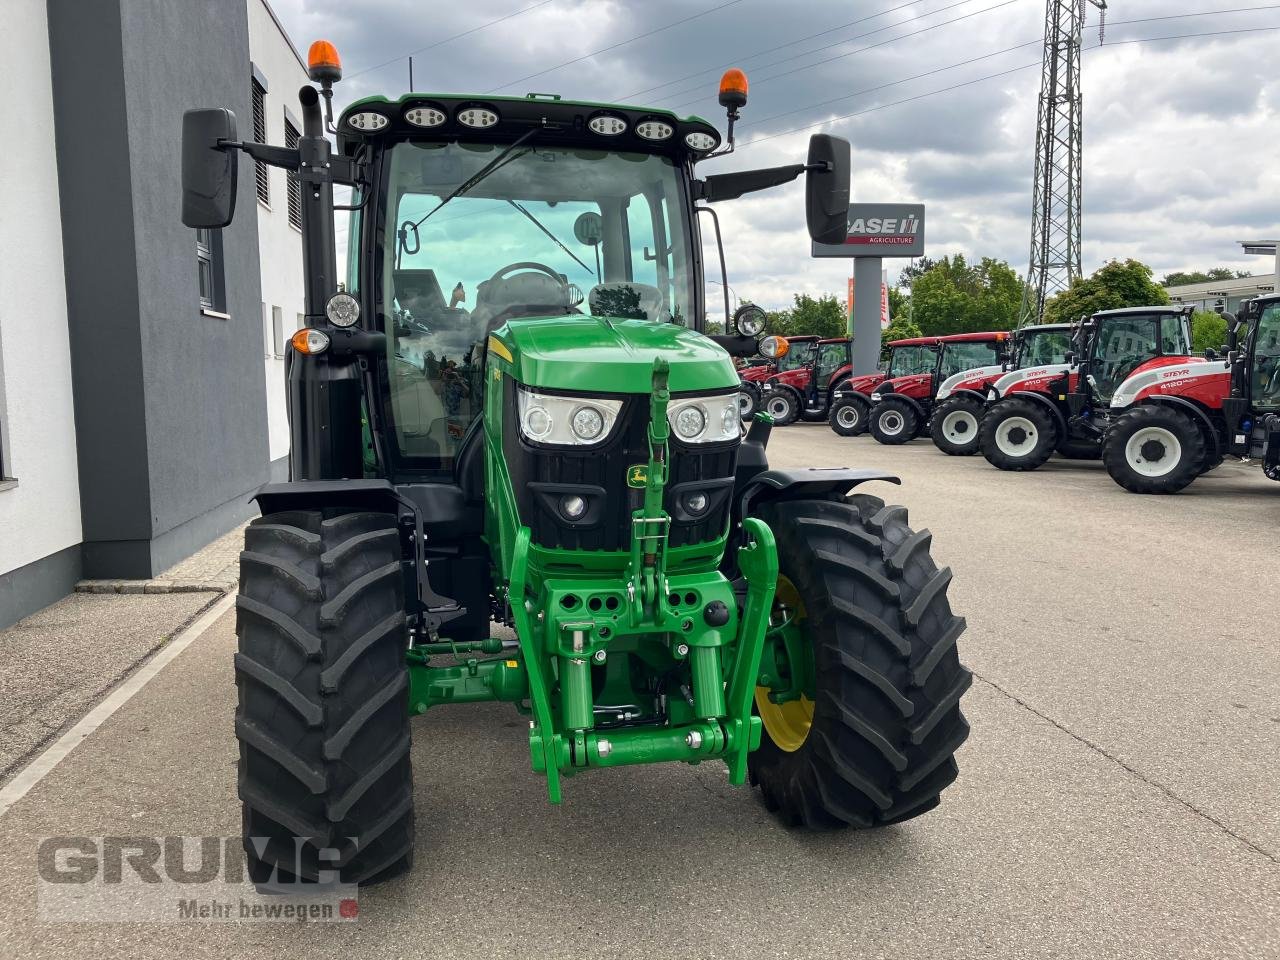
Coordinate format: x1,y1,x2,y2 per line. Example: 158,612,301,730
930,396,984,456
236,509,414,888
979,397,1059,471
869,397,918,445
749,494,971,829
1103,405,1206,494
763,386,801,426
829,396,870,437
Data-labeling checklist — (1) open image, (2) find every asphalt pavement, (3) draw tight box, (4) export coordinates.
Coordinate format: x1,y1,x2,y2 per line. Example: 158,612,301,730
1,425,1276,959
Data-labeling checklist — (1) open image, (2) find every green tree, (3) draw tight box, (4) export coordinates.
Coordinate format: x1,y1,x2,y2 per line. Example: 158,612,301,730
909,255,1024,335
768,293,847,339
887,285,908,320
897,257,939,286
1043,259,1170,324
881,314,922,358
1162,267,1252,286
1190,310,1227,354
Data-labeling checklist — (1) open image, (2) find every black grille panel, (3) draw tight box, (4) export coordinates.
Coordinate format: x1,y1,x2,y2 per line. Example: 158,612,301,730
502,380,738,552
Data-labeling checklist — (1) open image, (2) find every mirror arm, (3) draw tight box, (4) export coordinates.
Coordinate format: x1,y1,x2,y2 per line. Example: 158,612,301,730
695,163,807,202
222,140,300,171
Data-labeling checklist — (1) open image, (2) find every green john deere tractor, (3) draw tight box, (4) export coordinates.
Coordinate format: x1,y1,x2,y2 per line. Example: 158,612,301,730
181,45,971,887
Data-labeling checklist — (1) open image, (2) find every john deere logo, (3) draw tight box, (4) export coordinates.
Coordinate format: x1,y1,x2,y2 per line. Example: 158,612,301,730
626,465,648,488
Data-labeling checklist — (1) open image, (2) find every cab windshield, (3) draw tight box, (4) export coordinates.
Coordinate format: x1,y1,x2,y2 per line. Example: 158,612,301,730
1090,313,1190,400
940,341,1001,379
778,344,815,373
1017,329,1073,366
887,344,935,378
378,140,696,471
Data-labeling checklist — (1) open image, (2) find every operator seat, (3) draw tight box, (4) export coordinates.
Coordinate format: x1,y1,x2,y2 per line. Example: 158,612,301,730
475,272,575,335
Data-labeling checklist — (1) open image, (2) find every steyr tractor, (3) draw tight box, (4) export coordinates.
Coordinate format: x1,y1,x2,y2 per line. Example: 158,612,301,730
928,323,1074,456
180,47,971,887
979,306,1194,472
1103,295,1280,493
826,337,939,437
757,337,851,425
738,334,818,419
866,332,1010,445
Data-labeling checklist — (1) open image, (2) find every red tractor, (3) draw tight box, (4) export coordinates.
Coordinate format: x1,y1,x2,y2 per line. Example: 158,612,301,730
827,337,939,436
738,335,818,419
865,332,1011,445
757,337,850,425
1102,295,1280,493
928,323,1075,456
979,306,1194,471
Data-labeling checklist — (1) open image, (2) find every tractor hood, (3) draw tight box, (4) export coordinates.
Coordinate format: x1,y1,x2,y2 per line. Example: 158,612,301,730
877,372,932,397
935,364,1005,401
492,316,739,394
845,372,886,394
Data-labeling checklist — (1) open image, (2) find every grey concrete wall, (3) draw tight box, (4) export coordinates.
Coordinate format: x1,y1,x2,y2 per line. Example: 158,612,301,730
48,0,269,578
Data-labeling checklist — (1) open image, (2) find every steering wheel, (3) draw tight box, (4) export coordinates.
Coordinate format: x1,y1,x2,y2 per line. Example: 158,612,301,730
487,261,566,286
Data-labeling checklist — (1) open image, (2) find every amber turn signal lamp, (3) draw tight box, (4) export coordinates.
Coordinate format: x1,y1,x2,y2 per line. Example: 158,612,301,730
308,40,342,84
718,68,748,110
291,328,330,355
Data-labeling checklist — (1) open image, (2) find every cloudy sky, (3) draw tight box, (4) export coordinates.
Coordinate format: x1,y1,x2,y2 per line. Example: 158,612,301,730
269,0,1280,319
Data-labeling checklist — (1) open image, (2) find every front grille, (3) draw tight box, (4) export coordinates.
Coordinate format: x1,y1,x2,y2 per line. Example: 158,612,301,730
502,380,738,552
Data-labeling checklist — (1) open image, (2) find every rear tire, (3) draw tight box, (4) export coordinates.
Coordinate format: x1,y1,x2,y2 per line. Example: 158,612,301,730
869,398,918,445
829,396,870,437
236,510,414,888
930,397,983,456
750,495,971,829
739,382,761,420
763,387,801,426
1103,405,1206,494
979,397,1058,471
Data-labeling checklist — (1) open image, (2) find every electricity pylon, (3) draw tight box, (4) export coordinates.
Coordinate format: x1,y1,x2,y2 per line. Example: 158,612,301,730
1019,0,1106,325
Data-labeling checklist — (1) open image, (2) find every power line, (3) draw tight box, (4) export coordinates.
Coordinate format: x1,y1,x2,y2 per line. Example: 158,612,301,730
737,4,1280,130
621,0,931,101
484,0,745,94
737,24,1280,148
347,0,556,80
660,0,1008,108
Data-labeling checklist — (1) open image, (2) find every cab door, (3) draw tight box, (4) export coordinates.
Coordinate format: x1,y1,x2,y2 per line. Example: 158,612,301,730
1250,302,1280,412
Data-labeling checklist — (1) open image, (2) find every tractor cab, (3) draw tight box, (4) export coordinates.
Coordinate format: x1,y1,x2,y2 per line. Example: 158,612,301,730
1243,296,1280,412
1077,306,1193,404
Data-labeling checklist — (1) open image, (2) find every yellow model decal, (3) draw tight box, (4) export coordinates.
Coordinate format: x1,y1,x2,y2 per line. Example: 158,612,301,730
487,336,513,364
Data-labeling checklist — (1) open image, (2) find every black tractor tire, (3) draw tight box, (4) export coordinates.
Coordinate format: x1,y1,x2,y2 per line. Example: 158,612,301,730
763,386,802,426
236,510,414,888
829,396,871,437
929,396,984,456
749,494,971,829
1055,437,1102,460
1102,405,1206,494
869,397,919,445
739,382,761,420
979,397,1059,471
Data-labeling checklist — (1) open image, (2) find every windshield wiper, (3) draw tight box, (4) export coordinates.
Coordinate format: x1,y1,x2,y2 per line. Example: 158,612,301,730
506,200,595,280
410,127,540,230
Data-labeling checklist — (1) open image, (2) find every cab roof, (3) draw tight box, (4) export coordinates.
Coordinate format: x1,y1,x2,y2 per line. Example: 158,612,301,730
888,331,1010,347
336,92,722,161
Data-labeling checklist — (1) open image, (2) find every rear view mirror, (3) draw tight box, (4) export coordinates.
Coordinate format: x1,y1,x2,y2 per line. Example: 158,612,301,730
805,133,850,245
182,108,238,228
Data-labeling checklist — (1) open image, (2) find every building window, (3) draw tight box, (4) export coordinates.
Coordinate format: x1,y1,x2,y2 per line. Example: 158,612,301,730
196,228,226,313
271,306,284,358
284,117,302,230
252,78,269,206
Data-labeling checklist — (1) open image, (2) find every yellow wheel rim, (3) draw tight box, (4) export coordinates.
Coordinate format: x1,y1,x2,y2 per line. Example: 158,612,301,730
755,576,814,752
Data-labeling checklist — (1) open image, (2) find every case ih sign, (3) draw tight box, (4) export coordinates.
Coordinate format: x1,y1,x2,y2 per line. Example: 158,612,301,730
812,203,926,258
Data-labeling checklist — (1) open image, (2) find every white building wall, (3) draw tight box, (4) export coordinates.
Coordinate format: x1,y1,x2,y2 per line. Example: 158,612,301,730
248,0,309,469
0,0,83,578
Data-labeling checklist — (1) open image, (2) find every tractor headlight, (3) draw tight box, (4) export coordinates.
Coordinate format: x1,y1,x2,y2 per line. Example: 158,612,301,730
517,388,622,447
667,394,739,444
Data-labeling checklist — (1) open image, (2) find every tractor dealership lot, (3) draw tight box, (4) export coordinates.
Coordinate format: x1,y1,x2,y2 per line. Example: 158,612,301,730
1,426,1277,959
